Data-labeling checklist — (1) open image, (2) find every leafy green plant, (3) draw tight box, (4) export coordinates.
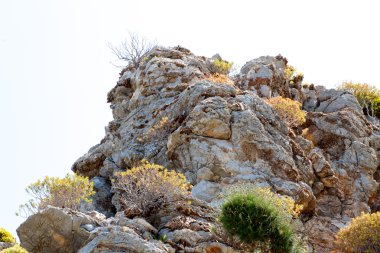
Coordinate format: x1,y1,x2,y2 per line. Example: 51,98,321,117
337,82,380,117
0,245,28,253
335,212,380,252
0,228,15,243
17,174,95,217
219,185,305,253
267,96,306,128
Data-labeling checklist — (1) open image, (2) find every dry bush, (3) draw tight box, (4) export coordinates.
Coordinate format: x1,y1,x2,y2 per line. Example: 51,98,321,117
109,32,156,68
17,174,95,217
205,73,234,85
335,212,380,252
267,96,306,128
112,160,192,217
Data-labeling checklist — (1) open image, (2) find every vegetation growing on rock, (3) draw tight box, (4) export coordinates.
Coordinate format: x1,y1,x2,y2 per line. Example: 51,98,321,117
219,185,305,252
0,245,28,253
335,212,380,252
17,174,95,217
209,58,233,75
112,160,192,217
338,82,380,117
267,96,306,127
285,65,304,86
109,32,156,68
0,228,15,243
15,46,380,253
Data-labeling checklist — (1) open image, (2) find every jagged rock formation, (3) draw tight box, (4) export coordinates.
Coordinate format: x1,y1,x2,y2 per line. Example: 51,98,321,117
18,46,380,252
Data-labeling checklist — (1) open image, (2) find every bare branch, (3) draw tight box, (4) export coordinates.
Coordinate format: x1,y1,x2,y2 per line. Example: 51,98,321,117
109,32,156,68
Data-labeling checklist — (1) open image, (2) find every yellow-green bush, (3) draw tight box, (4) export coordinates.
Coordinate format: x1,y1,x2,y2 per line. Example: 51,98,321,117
113,160,191,217
267,96,306,128
285,65,304,86
210,59,233,75
0,228,15,243
18,174,95,217
338,82,380,118
0,245,28,253
335,212,380,252
219,185,305,252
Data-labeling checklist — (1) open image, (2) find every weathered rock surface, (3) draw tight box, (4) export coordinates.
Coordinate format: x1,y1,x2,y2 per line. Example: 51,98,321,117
78,227,170,253
18,201,237,253
236,55,299,100
18,46,380,253
17,206,107,253
314,89,362,113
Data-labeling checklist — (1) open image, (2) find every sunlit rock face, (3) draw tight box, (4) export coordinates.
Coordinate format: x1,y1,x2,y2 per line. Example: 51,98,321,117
17,46,378,252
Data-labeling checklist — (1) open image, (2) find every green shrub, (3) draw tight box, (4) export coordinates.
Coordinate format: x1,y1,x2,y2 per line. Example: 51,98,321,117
0,245,28,253
220,187,305,253
338,82,380,117
0,228,15,243
335,212,380,252
17,174,95,217
210,59,233,75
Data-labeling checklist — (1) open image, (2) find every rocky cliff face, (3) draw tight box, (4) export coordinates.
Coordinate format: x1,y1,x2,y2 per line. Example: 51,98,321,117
18,46,380,253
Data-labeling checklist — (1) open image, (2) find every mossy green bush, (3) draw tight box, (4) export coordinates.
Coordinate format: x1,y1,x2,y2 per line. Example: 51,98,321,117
220,189,305,252
0,245,28,253
0,228,15,243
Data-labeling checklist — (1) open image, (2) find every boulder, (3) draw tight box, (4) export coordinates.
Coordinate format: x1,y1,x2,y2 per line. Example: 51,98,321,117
17,207,106,253
78,227,170,253
314,89,362,113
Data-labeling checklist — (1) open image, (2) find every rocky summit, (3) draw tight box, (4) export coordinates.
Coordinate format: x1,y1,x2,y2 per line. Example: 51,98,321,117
17,46,380,253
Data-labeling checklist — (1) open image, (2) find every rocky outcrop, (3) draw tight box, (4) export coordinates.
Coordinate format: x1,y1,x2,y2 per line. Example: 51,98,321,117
236,55,299,100
18,46,380,252
18,201,237,253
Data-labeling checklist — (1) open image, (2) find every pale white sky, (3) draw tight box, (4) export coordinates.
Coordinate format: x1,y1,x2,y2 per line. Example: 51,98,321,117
1,0,380,238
